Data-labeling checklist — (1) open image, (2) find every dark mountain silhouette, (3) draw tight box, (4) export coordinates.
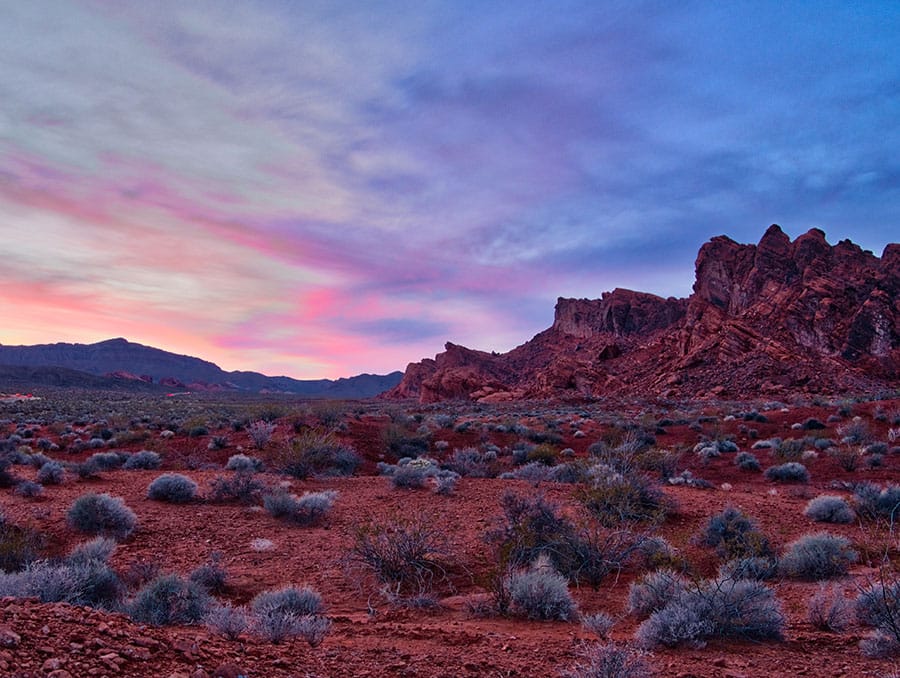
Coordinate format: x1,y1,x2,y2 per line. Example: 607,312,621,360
0,338,402,398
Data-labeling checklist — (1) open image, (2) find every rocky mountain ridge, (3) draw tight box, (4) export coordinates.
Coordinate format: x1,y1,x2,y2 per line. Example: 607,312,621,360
0,338,402,397
386,225,899,402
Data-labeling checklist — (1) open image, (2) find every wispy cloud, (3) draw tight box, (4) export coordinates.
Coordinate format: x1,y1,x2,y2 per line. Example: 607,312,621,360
1,1,898,377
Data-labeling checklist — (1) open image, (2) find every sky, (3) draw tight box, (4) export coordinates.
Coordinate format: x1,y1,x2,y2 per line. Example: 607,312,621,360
1,1,898,379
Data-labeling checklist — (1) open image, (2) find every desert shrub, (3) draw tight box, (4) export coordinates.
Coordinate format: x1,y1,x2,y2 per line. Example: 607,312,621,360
189,553,227,594
837,419,872,445
802,418,826,430
734,452,761,471
67,493,137,540
67,537,116,566
36,460,64,485
635,536,684,572
860,630,900,658
382,423,430,458
503,557,577,621
129,574,211,625
804,495,855,524
854,579,900,629
0,517,43,572
207,435,229,451
26,452,52,469
253,608,331,646
445,447,496,478
187,425,208,438
581,611,616,639
635,578,784,648
208,470,266,504
248,420,276,449
627,569,687,619
147,473,198,503
14,480,42,498
262,489,337,526
225,453,263,472
577,473,670,527
489,492,575,570
74,459,102,480
853,482,900,522
205,603,250,640
764,462,809,483
0,456,19,488
251,585,324,617
121,557,161,589
563,527,644,590
275,430,361,479
779,533,857,580
718,557,778,582
487,491,638,588
666,470,713,489
562,643,655,678
700,507,772,559
390,463,430,489
250,585,330,645
3,559,123,608
807,583,852,632
87,451,125,470
828,446,862,472
123,450,161,470
349,515,452,595
525,444,558,466
430,473,458,495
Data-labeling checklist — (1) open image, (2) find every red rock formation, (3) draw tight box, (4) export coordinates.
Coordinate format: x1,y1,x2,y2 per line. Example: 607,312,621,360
386,226,899,402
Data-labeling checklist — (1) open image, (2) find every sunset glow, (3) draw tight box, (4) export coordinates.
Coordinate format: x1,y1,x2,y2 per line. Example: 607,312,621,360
2,2,898,377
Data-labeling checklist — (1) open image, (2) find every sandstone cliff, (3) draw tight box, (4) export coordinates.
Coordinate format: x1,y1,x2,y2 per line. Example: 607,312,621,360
386,225,899,402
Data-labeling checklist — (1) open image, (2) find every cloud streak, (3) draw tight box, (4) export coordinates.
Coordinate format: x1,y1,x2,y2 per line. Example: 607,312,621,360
1,1,898,377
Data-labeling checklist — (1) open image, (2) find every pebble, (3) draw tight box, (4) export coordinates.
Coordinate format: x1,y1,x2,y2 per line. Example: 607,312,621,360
0,627,21,647
212,663,246,678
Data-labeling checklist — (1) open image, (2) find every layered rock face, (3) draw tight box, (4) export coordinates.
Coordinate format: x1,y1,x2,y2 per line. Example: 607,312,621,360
552,289,686,338
386,225,899,402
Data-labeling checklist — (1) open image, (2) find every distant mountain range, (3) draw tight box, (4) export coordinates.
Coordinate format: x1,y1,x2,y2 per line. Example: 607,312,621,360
0,338,402,398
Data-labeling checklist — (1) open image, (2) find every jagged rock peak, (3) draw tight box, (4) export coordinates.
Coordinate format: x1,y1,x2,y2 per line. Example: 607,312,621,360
386,224,898,403
553,288,686,338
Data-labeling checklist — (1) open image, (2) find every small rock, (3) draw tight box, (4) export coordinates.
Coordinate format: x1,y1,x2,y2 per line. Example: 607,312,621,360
48,671,74,678
212,664,245,678
172,638,199,657
0,627,20,647
42,658,63,671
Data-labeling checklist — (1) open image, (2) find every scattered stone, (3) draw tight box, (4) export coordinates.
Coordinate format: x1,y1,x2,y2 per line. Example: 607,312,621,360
0,627,20,647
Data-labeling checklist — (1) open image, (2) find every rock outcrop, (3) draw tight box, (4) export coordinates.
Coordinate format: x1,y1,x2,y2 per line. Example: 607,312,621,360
386,225,899,402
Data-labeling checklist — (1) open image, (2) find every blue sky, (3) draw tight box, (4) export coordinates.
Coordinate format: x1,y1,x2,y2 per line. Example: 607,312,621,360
1,1,897,377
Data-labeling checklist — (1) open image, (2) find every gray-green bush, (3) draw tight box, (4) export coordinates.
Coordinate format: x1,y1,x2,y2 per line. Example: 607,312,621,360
804,495,855,524
123,450,161,470
67,493,137,540
129,574,211,625
503,558,577,621
635,578,784,648
700,507,772,560
262,490,337,526
764,462,809,483
779,533,857,581
562,642,655,678
627,569,687,619
147,473,198,503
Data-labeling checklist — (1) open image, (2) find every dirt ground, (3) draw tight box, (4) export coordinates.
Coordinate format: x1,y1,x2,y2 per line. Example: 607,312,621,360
1,396,898,677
